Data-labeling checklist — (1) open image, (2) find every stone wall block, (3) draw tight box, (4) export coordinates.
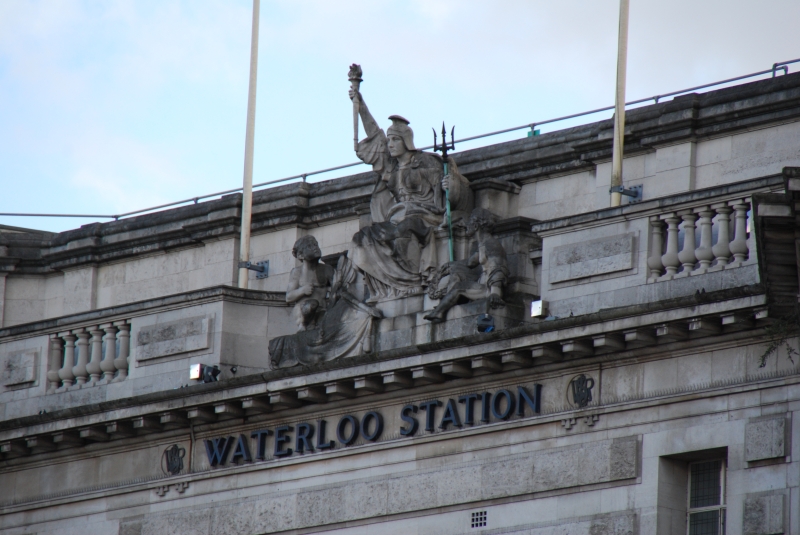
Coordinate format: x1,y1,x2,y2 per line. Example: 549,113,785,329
208,503,256,535
481,455,536,498
135,315,213,361
532,437,638,493
549,233,635,284
118,517,143,535
587,512,637,535
251,494,297,533
387,472,438,514
345,480,389,520
295,486,348,528
609,437,639,480
1,350,38,387
437,465,482,506
745,416,788,461
62,266,98,314
743,492,785,535
533,448,579,491
140,509,212,535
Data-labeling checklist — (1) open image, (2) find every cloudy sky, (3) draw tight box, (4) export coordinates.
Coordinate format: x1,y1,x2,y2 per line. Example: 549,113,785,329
1,0,798,232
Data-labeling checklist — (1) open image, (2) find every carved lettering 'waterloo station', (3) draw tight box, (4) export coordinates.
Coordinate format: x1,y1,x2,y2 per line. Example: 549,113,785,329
2,60,800,535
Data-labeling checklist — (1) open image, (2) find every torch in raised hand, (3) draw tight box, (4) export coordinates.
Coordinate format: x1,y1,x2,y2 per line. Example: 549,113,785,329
433,123,456,262
348,64,363,151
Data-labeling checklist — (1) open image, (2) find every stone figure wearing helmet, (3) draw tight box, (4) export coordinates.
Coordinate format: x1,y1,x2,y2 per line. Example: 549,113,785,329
348,86,473,301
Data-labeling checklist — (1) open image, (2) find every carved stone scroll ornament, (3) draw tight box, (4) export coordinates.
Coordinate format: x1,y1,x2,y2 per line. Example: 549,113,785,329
423,208,509,323
269,248,382,369
348,66,473,301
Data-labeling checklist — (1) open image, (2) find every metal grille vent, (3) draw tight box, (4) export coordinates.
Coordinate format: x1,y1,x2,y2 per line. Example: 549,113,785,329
471,511,487,528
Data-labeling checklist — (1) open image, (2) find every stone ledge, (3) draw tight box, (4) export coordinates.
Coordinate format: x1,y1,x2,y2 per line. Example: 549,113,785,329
0,285,768,436
531,174,783,235
0,285,286,341
454,73,800,181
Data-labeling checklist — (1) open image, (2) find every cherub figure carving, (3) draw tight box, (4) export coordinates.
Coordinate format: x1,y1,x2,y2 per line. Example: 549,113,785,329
285,236,335,331
423,208,509,323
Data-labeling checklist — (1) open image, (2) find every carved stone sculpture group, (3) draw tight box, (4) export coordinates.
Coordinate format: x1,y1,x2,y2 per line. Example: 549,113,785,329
269,66,510,369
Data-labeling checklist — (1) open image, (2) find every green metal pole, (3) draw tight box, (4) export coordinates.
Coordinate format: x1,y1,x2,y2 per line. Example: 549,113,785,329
444,161,454,262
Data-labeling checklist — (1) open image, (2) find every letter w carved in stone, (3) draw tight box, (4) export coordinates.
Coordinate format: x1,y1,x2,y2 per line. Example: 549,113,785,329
204,436,233,467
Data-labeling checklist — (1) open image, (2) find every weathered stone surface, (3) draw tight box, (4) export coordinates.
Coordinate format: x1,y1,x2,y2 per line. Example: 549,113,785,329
532,437,638,492
550,233,635,283
209,505,257,535
472,512,636,535
743,493,785,535
118,518,143,535
345,479,389,520
251,494,297,533
480,455,535,497
296,486,348,528
1,350,37,386
110,436,637,534
3,71,800,535
745,416,787,461
610,437,639,480
387,471,438,514
141,507,212,535
135,315,212,361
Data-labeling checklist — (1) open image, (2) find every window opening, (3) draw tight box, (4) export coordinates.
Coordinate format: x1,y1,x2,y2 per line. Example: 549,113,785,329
687,460,726,535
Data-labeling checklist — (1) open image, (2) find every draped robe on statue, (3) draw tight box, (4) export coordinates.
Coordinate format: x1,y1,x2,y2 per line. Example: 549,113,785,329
352,129,473,300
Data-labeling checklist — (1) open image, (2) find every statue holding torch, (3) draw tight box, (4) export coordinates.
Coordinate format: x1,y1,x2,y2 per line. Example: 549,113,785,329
346,64,473,301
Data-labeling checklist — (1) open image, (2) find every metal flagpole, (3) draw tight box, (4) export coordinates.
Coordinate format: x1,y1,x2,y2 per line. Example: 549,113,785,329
610,0,630,207
238,0,261,288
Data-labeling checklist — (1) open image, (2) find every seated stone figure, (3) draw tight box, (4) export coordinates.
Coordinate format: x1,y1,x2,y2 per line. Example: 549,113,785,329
423,208,509,323
269,252,383,369
285,236,335,331
349,87,473,301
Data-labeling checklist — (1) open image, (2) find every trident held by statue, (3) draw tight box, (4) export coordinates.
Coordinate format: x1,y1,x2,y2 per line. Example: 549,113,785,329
433,123,456,262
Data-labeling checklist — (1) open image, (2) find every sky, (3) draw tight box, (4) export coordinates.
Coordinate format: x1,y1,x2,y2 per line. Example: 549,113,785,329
1,0,798,233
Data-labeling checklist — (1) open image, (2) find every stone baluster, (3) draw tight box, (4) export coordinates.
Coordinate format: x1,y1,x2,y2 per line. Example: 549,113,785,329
47,335,64,393
660,214,681,278
646,217,665,279
676,211,697,277
72,329,91,386
711,204,732,268
113,322,130,382
745,198,756,261
100,323,118,382
58,332,77,388
693,207,715,273
86,327,104,384
728,200,750,267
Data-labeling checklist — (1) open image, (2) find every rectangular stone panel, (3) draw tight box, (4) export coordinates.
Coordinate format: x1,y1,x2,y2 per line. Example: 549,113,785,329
1,350,37,387
132,436,639,535
135,315,212,361
550,233,635,283
743,493,785,535
745,416,787,461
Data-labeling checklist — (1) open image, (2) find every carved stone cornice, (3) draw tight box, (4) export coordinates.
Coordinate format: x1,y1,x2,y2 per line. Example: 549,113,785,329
5,74,800,273
453,72,800,182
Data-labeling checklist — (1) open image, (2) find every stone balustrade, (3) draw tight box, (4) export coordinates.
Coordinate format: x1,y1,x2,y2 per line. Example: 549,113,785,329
647,198,754,281
46,321,131,393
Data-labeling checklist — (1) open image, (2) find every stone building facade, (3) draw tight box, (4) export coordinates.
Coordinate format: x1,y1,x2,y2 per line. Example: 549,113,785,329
1,73,800,535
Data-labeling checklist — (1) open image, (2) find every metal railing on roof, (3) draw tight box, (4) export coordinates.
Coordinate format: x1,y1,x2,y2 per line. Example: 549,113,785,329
2,58,799,222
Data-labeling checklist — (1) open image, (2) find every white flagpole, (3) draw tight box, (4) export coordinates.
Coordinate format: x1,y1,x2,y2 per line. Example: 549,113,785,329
610,0,629,207
238,0,261,288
